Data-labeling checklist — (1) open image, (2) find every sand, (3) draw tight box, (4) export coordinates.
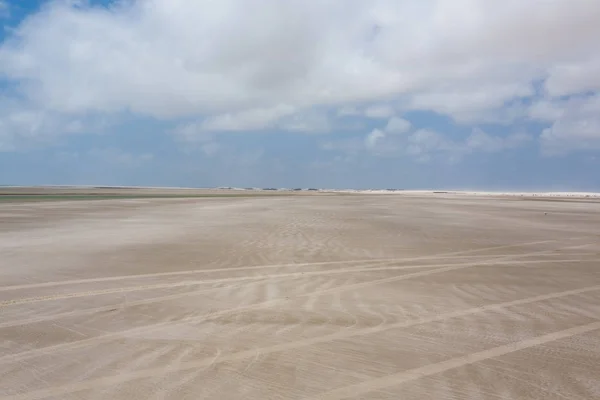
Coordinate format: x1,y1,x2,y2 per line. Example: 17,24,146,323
1,192,600,399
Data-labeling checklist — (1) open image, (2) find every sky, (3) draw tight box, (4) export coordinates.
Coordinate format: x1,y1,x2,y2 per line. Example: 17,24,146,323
1,0,600,190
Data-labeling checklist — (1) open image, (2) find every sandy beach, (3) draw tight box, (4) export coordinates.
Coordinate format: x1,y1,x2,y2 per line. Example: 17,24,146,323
1,191,600,399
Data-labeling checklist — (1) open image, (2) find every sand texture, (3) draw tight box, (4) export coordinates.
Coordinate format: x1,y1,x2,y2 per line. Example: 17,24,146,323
1,193,600,399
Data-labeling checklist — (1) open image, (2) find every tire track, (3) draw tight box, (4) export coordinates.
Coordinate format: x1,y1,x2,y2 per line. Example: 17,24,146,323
0,239,562,293
1,257,589,309
5,282,600,400
306,321,600,400
1,264,463,365
0,239,587,366
0,279,269,329
0,277,263,308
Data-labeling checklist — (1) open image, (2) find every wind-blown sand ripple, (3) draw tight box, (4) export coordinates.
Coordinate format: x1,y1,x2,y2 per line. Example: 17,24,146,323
1,192,599,399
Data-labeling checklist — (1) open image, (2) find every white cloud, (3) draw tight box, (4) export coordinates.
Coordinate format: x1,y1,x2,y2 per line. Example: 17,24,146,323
466,129,531,153
407,129,458,161
2,1,600,114
409,82,534,123
173,106,332,140
384,117,411,134
320,137,364,155
363,116,411,152
545,59,600,97
530,95,600,122
364,104,395,119
337,106,360,116
200,105,296,132
0,0,600,151
359,121,530,161
365,129,385,149
528,100,567,122
405,128,531,162
0,97,112,150
279,110,333,133
171,121,212,143
539,95,600,155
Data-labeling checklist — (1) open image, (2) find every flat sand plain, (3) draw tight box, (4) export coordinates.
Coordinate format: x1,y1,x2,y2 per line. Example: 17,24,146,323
1,192,600,399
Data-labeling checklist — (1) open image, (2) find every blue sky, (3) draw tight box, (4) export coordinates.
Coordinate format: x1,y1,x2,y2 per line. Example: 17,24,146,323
1,0,600,190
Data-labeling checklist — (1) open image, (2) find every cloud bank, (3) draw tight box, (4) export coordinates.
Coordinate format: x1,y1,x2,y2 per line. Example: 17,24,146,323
0,0,599,155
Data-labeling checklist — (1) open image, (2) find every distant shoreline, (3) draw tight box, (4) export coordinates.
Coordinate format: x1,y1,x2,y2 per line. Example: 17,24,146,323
328,189,600,198
1,185,599,199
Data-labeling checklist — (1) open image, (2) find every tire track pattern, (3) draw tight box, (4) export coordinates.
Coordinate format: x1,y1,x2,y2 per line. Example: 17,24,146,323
0,240,573,366
4,281,600,399
2,196,600,400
